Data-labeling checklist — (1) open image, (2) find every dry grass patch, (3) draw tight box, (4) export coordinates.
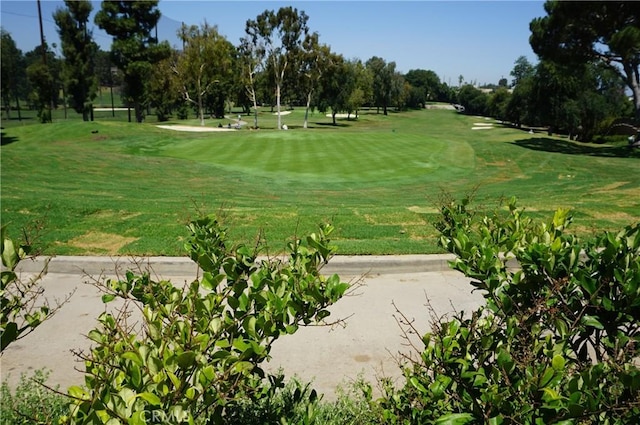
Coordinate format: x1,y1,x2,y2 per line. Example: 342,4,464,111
67,232,138,254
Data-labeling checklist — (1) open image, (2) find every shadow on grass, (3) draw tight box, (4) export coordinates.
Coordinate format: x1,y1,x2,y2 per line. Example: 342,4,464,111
314,122,352,128
512,137,640,158
0,131,19,146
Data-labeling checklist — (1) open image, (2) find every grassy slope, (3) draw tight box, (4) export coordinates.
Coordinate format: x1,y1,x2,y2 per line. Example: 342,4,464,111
1,108,638,255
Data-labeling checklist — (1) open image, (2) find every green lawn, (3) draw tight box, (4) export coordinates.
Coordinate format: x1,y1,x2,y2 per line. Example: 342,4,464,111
1,108,638,255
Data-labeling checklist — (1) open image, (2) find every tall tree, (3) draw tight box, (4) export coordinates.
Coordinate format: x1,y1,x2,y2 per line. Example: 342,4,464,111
25,44,59,123
95,0,170,123
318,53,356,125
1,30,25,120
245,7,309,129
530,1,640,121
510,55,535,88
366,56,396,115
238,33,265,128
174,22,234,126
297,32,332,128
54,0,98,121
148,51,181,122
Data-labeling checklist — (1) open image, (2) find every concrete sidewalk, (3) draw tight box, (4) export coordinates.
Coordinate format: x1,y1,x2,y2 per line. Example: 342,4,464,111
2,255,483,400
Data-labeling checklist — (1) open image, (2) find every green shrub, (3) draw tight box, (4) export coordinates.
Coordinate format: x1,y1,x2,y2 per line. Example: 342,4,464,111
0,369,68,424
62,217,350,424
377,197,640,424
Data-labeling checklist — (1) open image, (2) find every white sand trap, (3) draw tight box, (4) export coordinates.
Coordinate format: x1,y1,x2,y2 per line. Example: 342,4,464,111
325,113,354,118
273,111,292,115
471,126,493,130
156,125,236,132
473,123,493,126
94,107,128,111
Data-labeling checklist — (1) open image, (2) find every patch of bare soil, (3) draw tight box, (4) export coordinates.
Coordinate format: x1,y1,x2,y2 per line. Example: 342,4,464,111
67,232,138,254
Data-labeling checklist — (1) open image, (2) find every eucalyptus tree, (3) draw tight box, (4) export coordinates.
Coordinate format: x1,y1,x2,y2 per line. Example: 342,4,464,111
530,1,640,121
297,32,332,128
245,7,309,129
53,0,98,121
238,34,265,128
95,0,170,123
174,22,235,126
344,59,371,118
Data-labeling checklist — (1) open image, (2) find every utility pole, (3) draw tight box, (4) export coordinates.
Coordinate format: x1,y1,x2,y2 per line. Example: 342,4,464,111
37,0,54,121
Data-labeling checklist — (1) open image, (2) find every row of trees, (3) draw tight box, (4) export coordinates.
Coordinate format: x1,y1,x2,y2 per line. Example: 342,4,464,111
1,0,637,139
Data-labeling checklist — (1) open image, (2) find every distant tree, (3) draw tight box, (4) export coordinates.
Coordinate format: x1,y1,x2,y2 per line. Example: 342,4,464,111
530,1,640,121
298,32,332,128
457,84,489,116
366,56,396,115
238,33,265,128
54,0,98,121
174,22,234,125
245,7,309,129
510,55,535,87
95,0,170,123
1,30,25,120
25,44,60,123
498,77,508,88
318,53,355,124
345,58,371,118
488,87,511,121
404,69,444,104
505,76,534,128
148,52,181,122
390,71,407,111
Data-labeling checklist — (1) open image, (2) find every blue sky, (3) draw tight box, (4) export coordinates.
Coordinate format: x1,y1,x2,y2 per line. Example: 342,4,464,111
1,0,546,86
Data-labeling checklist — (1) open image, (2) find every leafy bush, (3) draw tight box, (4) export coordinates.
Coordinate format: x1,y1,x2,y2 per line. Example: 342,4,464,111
0,369,68,424
378,197,640,424
1,225,71,352
63,216,350,424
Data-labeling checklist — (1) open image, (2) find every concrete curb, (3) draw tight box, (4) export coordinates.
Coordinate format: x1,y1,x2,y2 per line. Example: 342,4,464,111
15,254,457,277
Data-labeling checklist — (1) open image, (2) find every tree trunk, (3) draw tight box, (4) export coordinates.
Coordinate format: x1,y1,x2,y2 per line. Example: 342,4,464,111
276,83,282,130
622,63,640,123
303,91,312,129
15,96,21,121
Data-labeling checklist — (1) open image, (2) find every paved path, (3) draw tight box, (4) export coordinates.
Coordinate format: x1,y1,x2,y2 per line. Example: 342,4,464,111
2,255,484,400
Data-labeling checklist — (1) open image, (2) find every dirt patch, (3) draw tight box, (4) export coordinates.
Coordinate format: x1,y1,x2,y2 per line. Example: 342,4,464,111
408,206,439,214
591,181,630,193
67,232,138,254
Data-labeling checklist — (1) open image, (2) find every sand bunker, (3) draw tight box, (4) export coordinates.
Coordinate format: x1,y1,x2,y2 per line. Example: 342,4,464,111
156,125,236,132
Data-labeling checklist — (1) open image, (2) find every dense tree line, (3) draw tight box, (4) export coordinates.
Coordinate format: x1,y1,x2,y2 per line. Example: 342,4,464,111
0,0,636,140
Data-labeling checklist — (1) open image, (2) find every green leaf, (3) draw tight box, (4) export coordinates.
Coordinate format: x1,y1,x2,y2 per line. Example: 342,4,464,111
138,392,162,406
1,322,19,351
434,413,474,424
551,355,565,371
581,315,604,330
177,351,196,369
68,385,90,400
101,294,116,303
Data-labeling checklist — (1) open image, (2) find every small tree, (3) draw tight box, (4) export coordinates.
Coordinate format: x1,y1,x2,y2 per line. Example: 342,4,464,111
95,0,170,123
64,218,350,424
245,7,309,130
1,226,71,352
378,197,640,423
53,0,98,121
175,22,235,125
